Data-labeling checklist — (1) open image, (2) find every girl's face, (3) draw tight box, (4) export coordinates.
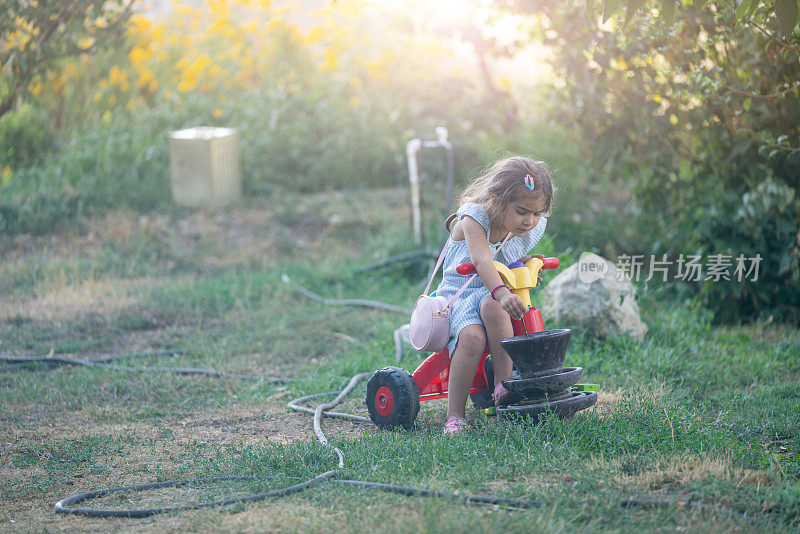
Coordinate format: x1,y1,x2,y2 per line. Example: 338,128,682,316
500,194,548,236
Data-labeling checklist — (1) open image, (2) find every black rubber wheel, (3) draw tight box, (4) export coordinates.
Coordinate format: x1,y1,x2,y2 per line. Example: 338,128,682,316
497,391,597,420
470,355,495,409
502,367,584,396
365,366,420,430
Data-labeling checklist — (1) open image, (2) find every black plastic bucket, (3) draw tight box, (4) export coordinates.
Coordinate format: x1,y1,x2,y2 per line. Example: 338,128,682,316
500,329,572,378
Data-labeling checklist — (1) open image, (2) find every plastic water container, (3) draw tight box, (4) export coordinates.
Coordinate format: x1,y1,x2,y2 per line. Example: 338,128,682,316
168,127,241,207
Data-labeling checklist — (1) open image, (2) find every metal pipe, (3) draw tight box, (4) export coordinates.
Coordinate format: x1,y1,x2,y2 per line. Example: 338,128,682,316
406,138,423,245
436,127,454,221
406,127,454,247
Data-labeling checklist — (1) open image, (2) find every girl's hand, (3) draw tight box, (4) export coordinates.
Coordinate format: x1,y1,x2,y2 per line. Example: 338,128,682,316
498,291,526,320
517,254,545,264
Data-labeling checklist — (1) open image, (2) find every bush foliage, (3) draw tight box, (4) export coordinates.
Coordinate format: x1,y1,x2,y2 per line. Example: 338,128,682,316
536,1,800,323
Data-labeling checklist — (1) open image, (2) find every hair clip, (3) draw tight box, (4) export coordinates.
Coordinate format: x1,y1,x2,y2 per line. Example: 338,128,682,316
524,173,535,191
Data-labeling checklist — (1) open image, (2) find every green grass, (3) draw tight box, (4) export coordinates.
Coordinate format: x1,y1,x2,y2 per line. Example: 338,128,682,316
1,189,798,532
2,434,125,499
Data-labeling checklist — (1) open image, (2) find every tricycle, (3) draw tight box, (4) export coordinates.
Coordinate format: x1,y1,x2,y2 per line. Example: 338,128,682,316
365,256,598,429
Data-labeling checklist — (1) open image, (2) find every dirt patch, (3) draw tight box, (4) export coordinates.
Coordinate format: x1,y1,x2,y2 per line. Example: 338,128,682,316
597,453,774,491
583,389,623,418
0,188,408,275
0,277,144,322
173,405,374,446
3,402,375,450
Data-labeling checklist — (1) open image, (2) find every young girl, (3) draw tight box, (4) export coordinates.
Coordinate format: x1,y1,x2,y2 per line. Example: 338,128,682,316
436,156,553,435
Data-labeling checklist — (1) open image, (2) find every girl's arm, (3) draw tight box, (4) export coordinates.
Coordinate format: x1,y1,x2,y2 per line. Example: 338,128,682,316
461,216,527,319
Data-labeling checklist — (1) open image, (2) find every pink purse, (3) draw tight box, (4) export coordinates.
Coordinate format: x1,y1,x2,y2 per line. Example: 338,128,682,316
409,233,511,352
409,293,451,352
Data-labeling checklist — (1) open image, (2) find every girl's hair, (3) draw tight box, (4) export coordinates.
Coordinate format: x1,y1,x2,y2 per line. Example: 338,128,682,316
445,156,555,232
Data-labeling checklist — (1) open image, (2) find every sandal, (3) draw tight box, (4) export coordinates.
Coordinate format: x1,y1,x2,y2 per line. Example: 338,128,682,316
492,382,521,407
442,416,469,436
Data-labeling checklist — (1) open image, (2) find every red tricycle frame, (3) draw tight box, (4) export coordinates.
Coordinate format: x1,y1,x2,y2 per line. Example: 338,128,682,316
410,305,545,403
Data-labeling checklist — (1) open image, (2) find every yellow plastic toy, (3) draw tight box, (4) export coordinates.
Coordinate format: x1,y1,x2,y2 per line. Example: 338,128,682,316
492,257,547,310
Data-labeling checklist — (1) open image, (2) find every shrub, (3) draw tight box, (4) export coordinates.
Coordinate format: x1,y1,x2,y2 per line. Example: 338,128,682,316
0,104,57,168
541,2,800,323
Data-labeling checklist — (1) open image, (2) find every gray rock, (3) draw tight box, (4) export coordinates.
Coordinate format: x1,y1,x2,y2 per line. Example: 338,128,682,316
394,323,411,361
540,253,648,342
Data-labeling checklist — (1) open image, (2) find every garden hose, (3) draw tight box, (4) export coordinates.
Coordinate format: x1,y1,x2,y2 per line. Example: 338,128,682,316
280,274,412,314
54,371,542,518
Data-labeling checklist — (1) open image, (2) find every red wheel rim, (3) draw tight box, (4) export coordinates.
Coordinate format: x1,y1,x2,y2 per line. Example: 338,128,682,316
375,386,395,417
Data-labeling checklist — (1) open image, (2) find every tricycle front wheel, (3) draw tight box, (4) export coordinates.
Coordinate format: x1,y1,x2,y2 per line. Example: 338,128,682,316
366,366,420,430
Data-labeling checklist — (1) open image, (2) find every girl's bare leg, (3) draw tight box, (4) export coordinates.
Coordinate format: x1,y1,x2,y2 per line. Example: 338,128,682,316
480,297,514,385
446,324,486,420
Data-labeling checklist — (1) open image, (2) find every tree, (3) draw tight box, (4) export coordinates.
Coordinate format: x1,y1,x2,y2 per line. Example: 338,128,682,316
498,0,800,322
0,0,135,120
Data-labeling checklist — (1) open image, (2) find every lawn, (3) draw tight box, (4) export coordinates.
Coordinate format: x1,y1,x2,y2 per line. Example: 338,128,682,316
1,187,798,533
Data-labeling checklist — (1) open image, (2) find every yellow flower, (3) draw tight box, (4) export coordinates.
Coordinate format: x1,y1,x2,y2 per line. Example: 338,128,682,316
306,26,324,44
212,108,223,118
136,69,153,90
651,94,662,103
109,65,125,85
321,49,338,72
178,77,196,92
129,46,146,65
338,0,366,17
78,36,96,50
241,20,258,34
30,81,43,96
151,23,165,43
1,166,13,187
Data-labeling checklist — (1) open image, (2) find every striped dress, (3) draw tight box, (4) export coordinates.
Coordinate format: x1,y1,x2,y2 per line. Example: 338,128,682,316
434,202,547,356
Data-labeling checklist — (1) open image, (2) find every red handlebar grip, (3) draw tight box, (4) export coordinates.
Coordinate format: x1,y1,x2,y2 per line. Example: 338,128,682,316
456,262,476,275
542,257,560,269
